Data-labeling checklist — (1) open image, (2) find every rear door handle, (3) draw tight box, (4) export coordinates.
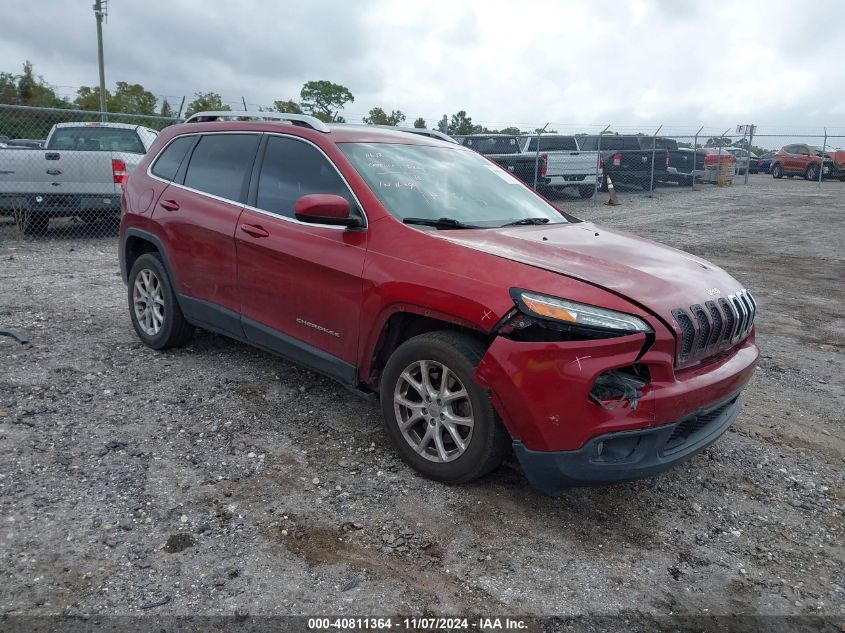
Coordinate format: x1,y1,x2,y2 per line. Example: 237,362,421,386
46,169,62,176
159,199,180,212
240,223,269,238
570,152,579,155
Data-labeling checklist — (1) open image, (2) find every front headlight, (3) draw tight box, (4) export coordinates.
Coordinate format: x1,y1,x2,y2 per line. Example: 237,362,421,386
511,289,652,334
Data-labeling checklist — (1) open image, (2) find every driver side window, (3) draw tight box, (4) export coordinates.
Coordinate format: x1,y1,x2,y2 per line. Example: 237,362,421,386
256,136,357,220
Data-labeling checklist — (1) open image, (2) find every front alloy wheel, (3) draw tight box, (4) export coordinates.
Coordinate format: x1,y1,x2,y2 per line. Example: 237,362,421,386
379,331,510,484
394,359,474,463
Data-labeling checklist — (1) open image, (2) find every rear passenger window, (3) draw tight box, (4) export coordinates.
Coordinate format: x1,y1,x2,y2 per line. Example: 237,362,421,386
256,136,355,219
151,136,195,181
184,134,260,202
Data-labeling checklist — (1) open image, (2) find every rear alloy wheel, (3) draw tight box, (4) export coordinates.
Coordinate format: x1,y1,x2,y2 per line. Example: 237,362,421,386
128,253,194,350
805,164,819,181
380,331,510,484
771,164,783,179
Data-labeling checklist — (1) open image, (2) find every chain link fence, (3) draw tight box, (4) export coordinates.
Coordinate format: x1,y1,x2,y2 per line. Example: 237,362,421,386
2,104,844,244
0,104,178,241
455,126,845,201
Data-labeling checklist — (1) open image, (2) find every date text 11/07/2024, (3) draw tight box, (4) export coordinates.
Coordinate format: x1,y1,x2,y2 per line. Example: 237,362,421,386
306,617,528,630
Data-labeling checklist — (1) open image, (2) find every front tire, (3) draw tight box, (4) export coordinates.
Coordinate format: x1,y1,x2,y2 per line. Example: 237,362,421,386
128,253,194,350
771,164,784,179
379,331,510,484
805,164,819,181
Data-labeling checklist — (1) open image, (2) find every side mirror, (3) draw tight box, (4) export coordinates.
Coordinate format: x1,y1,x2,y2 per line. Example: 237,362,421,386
294,194,361,228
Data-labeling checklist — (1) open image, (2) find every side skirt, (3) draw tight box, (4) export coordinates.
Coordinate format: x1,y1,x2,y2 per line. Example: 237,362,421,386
179,295,359,388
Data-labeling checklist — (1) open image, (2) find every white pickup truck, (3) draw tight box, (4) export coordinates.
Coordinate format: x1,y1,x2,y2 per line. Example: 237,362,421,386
518,134,599,198
0,121,158,233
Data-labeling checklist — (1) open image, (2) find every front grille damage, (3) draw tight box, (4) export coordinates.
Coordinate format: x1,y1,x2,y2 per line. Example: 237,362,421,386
672,289,756,366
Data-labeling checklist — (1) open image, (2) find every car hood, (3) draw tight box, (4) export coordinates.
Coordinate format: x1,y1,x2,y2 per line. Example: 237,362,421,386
439,222,745,323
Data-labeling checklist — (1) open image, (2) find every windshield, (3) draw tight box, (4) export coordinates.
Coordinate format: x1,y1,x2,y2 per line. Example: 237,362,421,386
341,143,571,228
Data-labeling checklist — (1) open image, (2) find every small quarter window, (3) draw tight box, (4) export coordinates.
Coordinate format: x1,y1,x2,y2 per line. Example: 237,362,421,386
151,136,195,181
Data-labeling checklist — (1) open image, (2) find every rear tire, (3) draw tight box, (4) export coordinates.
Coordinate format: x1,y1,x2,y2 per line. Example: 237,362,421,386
578,185,595,199
128,253,194,350
771,164,783,179
379,331,510,485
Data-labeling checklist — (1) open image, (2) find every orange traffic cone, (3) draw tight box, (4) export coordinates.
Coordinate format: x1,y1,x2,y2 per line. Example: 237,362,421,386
605,176,620,206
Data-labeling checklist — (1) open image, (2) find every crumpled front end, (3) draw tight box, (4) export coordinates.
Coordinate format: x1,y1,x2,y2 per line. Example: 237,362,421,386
475,322,758,493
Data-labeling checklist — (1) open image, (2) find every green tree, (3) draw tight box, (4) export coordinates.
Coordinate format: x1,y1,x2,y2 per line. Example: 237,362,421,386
15,61,65,107
706,136,732,147
413,117,426,129
299,80,353,122
448,110,475,136
273,99,303,114
499,126,522,135
0,72,18,103
109,81,156,115
185,92,231,117
363,107,406,126
74,86,111,111
159,98,173,118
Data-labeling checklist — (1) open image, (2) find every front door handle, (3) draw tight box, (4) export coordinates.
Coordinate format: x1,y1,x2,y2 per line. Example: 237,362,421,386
159,199,180,212
46,168,62,176
240,223,269,238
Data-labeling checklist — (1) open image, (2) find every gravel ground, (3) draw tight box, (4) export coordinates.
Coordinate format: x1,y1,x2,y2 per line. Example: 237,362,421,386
0,175,843,623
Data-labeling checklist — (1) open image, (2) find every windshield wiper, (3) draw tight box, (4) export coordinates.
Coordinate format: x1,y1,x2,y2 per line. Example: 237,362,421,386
403,217,482,230
501,217,551,227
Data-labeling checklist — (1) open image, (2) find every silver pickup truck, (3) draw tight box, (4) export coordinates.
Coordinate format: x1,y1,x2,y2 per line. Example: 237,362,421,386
518,134,600,198
0,122,158,233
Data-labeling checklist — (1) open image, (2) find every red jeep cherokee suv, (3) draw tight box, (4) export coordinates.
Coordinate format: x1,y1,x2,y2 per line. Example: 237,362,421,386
118,112,759,494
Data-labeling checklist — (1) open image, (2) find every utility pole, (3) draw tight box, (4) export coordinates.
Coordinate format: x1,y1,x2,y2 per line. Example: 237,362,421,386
93,0,108,121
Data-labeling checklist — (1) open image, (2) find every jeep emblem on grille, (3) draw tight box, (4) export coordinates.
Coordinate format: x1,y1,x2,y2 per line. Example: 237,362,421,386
705,287,721,296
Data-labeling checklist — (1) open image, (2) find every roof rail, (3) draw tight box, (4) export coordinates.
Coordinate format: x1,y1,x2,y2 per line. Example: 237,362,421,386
184,111,330,133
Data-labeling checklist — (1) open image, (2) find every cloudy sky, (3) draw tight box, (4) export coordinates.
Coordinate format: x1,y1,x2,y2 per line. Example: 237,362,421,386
2,0,843,141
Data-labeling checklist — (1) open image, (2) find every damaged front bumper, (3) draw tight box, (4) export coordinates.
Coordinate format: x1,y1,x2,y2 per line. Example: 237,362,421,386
475,330,758,492
513,393,741,493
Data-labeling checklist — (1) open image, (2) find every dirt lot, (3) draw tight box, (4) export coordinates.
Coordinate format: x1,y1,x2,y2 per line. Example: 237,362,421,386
0,175,843,623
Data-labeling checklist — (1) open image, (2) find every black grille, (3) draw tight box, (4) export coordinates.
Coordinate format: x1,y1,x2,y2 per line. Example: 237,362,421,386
718,298,735,341
673,290,755,366
706,300,723,346
732,296,747,335
672,309,695,359
692,305,710,353
665,399,735,451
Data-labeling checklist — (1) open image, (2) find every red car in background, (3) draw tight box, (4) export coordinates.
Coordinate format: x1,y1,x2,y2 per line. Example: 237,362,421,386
698,147,737,183
118,112,759,494
770,144,840,180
